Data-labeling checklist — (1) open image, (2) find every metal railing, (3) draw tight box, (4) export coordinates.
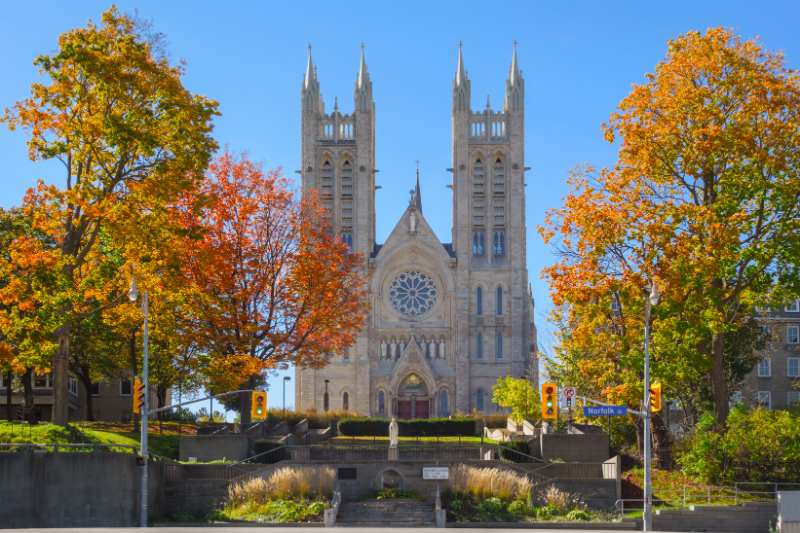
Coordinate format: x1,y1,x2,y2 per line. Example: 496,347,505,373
615,482,800,518
0,443,141,454
398,445,483,461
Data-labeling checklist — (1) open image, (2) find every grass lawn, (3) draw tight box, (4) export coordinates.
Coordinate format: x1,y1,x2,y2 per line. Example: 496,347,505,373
0,421,200,460
330,435,499,445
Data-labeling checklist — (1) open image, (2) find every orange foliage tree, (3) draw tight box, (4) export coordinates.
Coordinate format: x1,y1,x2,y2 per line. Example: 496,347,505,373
540,28,800,429
0,7,219,424
173,150,369,422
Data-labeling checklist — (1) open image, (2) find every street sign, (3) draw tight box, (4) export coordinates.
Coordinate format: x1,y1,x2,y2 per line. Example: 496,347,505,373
562,387,577,398
422,467,449,480
584,405,627,416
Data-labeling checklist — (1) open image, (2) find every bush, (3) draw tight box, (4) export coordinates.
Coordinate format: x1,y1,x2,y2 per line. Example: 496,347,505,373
478,497,503,513
252,440,285,463
483,413,508,429
227,466,335,505
567,509,591,521
450,464,532,501
678,405,800,484
337,417,476,437
498,439,532,462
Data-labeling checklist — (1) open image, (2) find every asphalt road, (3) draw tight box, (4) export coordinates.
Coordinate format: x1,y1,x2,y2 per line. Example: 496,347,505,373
0,529,679,533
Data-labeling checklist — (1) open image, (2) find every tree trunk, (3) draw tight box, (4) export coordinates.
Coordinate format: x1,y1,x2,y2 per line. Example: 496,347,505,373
129,331,140,433
79,371,95,422
710,330,729,428
5,370,13,422
52,322,71,426
240,375,255,425
157,385,166,434
21,368,38,425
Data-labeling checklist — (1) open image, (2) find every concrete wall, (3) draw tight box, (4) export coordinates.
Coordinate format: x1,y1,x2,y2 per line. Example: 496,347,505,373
179,435,251,462
533,479,618,509
0,452,166,528
538,434,610,462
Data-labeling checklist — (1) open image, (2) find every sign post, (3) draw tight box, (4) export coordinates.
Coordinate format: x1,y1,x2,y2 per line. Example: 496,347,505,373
423,467,449,480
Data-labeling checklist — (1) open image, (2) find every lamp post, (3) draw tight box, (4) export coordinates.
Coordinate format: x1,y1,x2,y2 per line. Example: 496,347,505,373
128,278,149,528
177,368,190,437
324,379,330,412
283,376,291,422
643,282,661,531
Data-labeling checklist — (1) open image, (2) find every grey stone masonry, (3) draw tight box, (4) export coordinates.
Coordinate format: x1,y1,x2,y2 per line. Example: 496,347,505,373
296,42,538,419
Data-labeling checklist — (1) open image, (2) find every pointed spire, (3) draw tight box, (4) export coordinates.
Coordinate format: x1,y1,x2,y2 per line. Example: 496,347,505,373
305,44,315,89
510,40,520,86
456,41,467,86
357,43,369,89
334,96,338,112
414,160,422,214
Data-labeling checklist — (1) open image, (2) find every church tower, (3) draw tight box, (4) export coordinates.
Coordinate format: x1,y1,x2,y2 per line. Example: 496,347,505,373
300,44,377,258
450,42,533,413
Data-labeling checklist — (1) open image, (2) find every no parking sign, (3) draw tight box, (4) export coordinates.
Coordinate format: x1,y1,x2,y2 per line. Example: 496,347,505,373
562,386,577,408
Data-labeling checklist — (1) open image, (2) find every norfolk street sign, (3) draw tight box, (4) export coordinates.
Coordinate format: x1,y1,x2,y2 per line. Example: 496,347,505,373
584,405,627,416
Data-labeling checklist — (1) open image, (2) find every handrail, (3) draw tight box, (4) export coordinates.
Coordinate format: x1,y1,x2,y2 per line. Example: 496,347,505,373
497,444,549,464
0,443,141,453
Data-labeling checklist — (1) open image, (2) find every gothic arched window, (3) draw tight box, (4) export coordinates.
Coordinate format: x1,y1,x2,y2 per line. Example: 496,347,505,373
497,286,503,316
477,390,484,411
477,333,483,359
473,159,485,227
497,332,503,359
441,390,449,415
476,287,483,316
473,232,484,255
343,392,349,412
378,391,385,415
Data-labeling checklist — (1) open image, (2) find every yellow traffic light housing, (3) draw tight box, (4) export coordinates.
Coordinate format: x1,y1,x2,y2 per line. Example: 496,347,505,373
541,383,557,419
650,382,662,412
251,391,267,419
133,379,146,415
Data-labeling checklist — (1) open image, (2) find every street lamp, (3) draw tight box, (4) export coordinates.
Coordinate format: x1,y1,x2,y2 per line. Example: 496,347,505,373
643,281,661,531
324,379,330,413
283,376,291,422
128,277,149,528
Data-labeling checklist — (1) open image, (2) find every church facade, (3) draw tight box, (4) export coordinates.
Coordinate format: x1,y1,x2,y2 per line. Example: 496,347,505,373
295,44,538,418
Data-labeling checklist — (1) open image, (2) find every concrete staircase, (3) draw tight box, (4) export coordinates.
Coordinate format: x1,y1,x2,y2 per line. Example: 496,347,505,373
335,498,437,528
623,502,778,532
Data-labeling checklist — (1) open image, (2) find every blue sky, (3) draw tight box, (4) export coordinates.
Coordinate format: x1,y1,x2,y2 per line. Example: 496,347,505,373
2,1,799,416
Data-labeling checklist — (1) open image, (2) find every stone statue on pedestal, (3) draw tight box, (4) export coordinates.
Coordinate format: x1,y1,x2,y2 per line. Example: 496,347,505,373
420,338,427,358
439,338,446,358
400,337,406,354
380,339,387,359
390,339,397,359
409,212,416,233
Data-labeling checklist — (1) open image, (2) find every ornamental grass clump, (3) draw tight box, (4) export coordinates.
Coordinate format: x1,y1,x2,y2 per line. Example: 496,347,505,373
227,466,335,506
450,464,532,500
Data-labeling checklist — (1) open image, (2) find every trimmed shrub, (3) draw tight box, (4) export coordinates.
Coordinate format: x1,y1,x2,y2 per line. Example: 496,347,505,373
252,440,285,463
337,417,476,437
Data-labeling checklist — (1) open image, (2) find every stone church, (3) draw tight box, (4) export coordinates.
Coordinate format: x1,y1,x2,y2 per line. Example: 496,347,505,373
295,43,538,418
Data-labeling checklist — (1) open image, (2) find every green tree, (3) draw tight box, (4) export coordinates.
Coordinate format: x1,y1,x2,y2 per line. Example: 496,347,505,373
492,376,541,423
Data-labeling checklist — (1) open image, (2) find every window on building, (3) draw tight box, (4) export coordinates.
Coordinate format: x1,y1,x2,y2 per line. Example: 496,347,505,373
441,390,449,414
731,391,743,405
68,377,79,395
476,287,483,316
120,379,133,396
497,332,503,359
473,232,484,255
91,382,100,396
611,298,619,311
34,372,49,388
343,347,349,360
670,399,682,411
788,326,800,344
476,333,483,359
340,233,353,250
789,392,800,407
786,299,799,312
493,158,505,198
378,391,385,414
789,358,800,378
343,392,349,412
323,392,329,412
496,286,503,316
120,411,132,423
477,390,484,411
758,359,771,377
758,391,771,410
493,231,505,255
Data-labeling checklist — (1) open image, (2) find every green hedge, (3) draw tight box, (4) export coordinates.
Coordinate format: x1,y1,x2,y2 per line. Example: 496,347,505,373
337,417,476,437
252,439,284,456
498,438,533,462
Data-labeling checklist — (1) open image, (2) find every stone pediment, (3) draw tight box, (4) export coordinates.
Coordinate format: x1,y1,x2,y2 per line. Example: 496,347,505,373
374,204,451,266
389,336,437,395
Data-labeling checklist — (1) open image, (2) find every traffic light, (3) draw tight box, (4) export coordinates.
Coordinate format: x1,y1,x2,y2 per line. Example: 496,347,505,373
541,383,557,419
650,382,662,412
251,391,267,419
133,379,146,415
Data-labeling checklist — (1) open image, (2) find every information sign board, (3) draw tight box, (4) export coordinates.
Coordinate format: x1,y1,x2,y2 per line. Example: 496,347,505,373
422,467,449,480
583,405,627,416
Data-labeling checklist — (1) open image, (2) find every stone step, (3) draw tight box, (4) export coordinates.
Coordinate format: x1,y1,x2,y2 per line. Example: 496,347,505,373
335,522,437,528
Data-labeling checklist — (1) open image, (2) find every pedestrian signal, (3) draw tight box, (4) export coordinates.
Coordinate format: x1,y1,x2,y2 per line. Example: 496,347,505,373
650,382,662,412
133,379,146,415
541,383,557,419
251,391,267,418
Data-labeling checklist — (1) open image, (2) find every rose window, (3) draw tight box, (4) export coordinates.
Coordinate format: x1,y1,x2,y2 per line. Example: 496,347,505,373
388,271,438,319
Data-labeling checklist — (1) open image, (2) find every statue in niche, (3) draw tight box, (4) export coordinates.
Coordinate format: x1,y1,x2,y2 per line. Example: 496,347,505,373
390,339,397,359
439,338,446,358
380,339,387,359
389,418,399,446
409,212,416,233
400,337,406,354
420,338,427,358
428,339,436,358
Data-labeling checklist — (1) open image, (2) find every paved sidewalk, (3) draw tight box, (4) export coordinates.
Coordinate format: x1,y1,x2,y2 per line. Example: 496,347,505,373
0,528,690,533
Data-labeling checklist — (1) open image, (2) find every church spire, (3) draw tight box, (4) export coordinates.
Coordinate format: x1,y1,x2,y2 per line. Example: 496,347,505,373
304,44,316,89
504,40,524,110
455,41,467,87
414,160,423,214
509,40,520,86
354,43,373,111
302,44,321,112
